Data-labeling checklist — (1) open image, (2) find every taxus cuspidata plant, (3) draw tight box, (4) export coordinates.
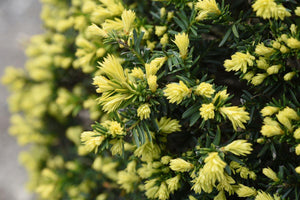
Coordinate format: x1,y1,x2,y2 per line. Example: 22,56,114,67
2,0,300,199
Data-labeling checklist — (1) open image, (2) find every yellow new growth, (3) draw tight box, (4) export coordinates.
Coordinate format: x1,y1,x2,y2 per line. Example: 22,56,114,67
194,82,215,98
93,76,117,93
213,89,229,103
137,104,151,120
117,170,139,193
147,75,158,92
155,26,167,37
286,38,300,49
164,81,191,104
199,103,215,120
99,93,131,113
169,158,194,172
255,43,275,56
284,72,296,81
146,57,168,78
261,117,284,137
295,7,300,16
261,106,280,117
192,152,226,193
166,175,181,193
131,67,144,79
267,65,282,75
255,191,276,200
121,10,136,34
236,184,257,197
81,131,105,152
173,32,189,59
109,121,124,137
252,0,291,20
296,166,300,174
251,73,268,86
144,57,167,92
99,54,126,83
102,18,123,35
158,117,181,134
86,24,108,37
219,106,250,130
296,144,300,155
224,52,255,73
196,0,221,21
262,167,279,182
94,54,137,113
276,107,299,132
134,142,161,162
157,182,169,200
294,128,300,139
223,140,253,156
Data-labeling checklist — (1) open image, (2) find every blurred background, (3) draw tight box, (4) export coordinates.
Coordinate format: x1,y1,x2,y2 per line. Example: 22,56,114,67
0,0,42,199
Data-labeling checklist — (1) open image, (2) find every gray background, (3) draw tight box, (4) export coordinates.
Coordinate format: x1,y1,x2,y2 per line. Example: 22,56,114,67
0,0,42,199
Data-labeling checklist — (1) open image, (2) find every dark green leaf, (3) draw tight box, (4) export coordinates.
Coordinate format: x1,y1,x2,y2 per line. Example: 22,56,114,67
136,125,145,145
232,24,239,38
227,155,243,164
190,112,201,126
282,188,293,199
213,126,221,145
219,28,232,47
225,165,231,175
257,143,270,157
183,104,200,118
141,121,152,143
132,129,140,147
270,143,276,160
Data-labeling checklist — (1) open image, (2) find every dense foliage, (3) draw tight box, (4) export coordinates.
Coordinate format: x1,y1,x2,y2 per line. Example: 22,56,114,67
2,0,300,199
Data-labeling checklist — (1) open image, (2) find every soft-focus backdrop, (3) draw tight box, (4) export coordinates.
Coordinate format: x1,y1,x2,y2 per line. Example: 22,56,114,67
0,0,42,199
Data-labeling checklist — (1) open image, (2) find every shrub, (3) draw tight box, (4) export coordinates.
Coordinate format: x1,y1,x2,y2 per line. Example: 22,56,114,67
2,0,300,199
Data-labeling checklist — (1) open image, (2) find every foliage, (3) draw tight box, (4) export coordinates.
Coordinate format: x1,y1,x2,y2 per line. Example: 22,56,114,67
2,0,300,199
